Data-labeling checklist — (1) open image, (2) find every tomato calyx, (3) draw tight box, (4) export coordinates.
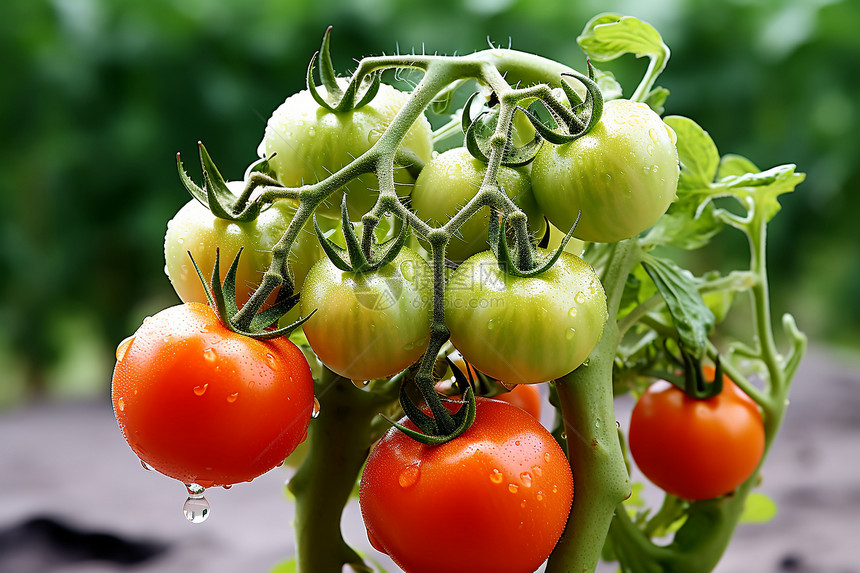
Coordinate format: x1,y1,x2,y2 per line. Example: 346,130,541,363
492,210,582,277
189,247,312,340
177,142,284,223
517,62,604,145
652,346,725,400
306,27,382,113
314,196,409,273
462,92,542,167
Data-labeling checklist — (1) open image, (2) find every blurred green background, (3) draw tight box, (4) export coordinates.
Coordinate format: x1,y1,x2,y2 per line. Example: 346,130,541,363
1,0,858,407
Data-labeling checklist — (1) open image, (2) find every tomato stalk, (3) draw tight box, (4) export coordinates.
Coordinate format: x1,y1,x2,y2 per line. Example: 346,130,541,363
288,366,399,573
546,239,639,572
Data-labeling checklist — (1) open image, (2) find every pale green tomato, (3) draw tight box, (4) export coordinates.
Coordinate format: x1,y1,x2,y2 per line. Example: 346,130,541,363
164,182,323,308
299,248,433,382
531,99,679,243
445,249,607,384
410,147,546,263
257,83,433,219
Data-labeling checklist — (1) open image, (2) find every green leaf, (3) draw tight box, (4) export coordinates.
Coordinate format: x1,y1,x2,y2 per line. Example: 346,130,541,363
593,68,623,101
643,86,670,115
641,254,715,359
664,116,720,192
717,164,805,223
578,14,666,64
739,493,778,524
642,200,723,250
716,153,760,179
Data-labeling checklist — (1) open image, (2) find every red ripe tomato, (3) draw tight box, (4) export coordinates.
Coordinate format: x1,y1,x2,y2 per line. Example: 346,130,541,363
111,302,315,487
359,398,573,573
628,367,765,500
493,384,542,420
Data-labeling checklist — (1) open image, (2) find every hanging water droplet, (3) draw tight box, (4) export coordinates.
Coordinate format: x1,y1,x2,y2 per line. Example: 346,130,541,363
203,348,217,362
226,392,239,403
490,468,503,484
183,494,210,524
193,384,208,397
352,379,369,389
115,336,135,361
186,483,205,495
398,464,421,488
140,460,154,472
574,292,587,304
500,381,517,392
520,472,532,488
222,484,232,490
312,397,321,418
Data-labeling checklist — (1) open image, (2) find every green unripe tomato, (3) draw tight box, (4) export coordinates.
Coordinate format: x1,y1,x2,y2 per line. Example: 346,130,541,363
299,247,433,382
258,83,433,219
411,147,546,263
531,99,679,243
445,249,607,384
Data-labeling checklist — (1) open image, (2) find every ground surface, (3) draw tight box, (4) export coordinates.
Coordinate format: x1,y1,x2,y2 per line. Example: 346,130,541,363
0,345,858,573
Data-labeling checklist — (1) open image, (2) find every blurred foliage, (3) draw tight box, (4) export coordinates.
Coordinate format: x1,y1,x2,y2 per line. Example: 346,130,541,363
0,0,857,406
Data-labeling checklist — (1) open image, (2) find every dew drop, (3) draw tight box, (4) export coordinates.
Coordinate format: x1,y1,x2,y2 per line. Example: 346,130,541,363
490,469,503,484
265,353,279,370
520,472,532,488
648,127,660,144
565,328,576,340
568,307,578,318
646,143,655,156
561,432,567,440
186,483,205,496
574,292,587,305
399,260,415,282
544,452,551,463
532,465,542,477
508,484,519,494
403,341,415,351
487,319,496,331
222,484,232,490
140,460,154,472
193,384,208,397
117,398,125,412
226,392,239,403
115,336,135,362
312,397,321,418
203,348,217,362
537,491,544,502
521,500,527,508
352,379,369,389
398,464,421,488
552,485,559,494
183,494,210,524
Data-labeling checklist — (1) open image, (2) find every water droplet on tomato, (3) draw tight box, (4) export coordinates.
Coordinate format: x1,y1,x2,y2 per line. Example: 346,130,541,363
648,127,660,144
646,143,655,156
312,397,321,418
203,348,217,362
532,465,542,477
508,484,519,494
399,260,415,281
403,341,415,351
265,353,278,370
490,469,503,484
566,328,576,340
398,464,421,488
536,491,544,502
568,307,578,318
487,319,496,331
520,472,532,488
193,384,208,396
226,392,239,403
183,489,210,524
186,483,205,496
552,485,559,494
544,452,551,463
222,484,232,490
140,460,154,472
115,336,135,361
574,292,587,305
352,379,369,389
117,398,125,412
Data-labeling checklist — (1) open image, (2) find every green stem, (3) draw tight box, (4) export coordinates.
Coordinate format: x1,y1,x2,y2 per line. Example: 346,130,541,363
288,367,397,573
546,240,639,573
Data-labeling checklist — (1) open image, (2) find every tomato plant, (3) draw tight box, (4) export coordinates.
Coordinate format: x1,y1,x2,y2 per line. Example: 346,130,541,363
359,398,572,573
299,246,433,381
445,249,607,384
628,367,765,500
411,147,545,263
164,182,324,308
111,302,315,487
531,99,679,243
258,82,433,219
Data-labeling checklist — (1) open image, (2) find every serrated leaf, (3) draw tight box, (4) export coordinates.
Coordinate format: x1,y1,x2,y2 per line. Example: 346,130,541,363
664,116,720,192
643,200,723,250
717,153,760,179
577,14,666,63
641,255,715,358
740,493,778,524
719,164,805,222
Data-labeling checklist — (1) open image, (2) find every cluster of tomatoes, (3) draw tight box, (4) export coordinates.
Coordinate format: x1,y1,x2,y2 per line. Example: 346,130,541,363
111,65,765,572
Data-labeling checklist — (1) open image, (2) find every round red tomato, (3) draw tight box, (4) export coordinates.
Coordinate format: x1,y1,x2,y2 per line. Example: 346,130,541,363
628,367,765,500
493,384,542,420
359,398,573,573
111,302,315,487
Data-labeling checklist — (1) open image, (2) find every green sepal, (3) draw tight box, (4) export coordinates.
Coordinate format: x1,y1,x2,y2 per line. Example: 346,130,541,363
306,33,381,114
398,382,440,436
462,93,542,167
306,52,337,112
652,349,724,400
385,387,477,446
176,153,208,206
178,142,263,222
313,214,355,272
494,211,581,277
318,26,342,99
249,287,300,332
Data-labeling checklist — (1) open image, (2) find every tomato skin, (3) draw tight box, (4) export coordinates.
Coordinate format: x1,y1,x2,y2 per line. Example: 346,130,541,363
164,183,324,308
445,249,607,384
258,83,433,219
410,147,545,263
111,302,314,487
299,247,433,381
531,99,679,243
493,384,542,420
359,398,573,573
628,368,765,500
